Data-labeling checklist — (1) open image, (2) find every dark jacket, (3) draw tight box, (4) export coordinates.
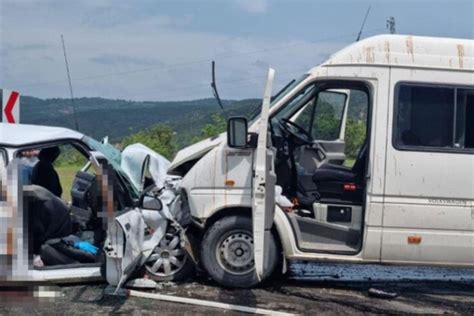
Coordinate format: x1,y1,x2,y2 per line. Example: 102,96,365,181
25,185,71,254
31,147,62,198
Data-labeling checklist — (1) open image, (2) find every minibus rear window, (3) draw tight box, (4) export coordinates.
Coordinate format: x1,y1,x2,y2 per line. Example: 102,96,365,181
394,83,474,152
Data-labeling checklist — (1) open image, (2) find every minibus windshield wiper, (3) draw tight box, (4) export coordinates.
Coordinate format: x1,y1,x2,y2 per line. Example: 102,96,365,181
247,78,296,121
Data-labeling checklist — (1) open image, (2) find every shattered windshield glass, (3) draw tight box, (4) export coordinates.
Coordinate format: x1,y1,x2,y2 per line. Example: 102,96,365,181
83,136,139,195
84,136,122,165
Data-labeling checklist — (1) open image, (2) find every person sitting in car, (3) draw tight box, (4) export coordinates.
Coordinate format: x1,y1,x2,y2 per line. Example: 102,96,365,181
31,147,62,198
25,185,72,267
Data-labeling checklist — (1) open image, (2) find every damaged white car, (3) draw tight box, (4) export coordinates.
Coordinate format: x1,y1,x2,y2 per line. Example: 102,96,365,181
0,124,192,283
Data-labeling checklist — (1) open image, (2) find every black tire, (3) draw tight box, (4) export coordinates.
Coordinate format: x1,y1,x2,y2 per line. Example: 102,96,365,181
201,216,279,288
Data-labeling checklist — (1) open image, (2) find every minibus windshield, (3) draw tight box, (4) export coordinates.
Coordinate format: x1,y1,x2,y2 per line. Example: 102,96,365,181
247,74,310,125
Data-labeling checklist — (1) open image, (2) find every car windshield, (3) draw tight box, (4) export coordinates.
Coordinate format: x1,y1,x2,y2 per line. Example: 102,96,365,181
248,74,310,125
83,136,139,195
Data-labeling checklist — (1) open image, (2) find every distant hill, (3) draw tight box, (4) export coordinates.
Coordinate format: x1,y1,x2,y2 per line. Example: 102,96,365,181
7,93,367,149
14,96,260,148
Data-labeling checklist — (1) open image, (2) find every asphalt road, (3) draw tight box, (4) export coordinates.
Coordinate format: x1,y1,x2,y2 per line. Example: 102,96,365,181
1,263,474,315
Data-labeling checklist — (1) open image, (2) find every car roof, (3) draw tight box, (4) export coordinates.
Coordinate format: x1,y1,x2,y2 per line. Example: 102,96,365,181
314,34,473,72
0,123,84,147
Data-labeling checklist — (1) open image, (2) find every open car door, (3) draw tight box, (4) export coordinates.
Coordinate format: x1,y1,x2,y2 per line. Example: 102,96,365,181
252,68,277,281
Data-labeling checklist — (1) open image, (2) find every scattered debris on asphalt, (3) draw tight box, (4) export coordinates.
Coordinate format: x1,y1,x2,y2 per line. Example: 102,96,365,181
367,288,398,299
127,289,298,316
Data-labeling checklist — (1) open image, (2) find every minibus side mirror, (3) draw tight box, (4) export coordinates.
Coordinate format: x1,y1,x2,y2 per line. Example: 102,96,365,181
227,117,248,148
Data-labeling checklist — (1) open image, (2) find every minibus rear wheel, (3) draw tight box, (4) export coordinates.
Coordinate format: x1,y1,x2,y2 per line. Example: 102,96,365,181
200,215,279,288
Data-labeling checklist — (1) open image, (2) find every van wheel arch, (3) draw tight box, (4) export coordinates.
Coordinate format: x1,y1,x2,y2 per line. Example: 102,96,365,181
203,207,283,252
199,208,284,286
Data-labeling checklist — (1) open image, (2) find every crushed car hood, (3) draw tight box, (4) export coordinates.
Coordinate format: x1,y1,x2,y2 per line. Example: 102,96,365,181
121,143,171,189
168,133,225,175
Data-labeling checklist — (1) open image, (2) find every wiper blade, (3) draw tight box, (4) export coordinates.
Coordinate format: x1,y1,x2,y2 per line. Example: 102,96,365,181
272,79,296,102
248,78,296,120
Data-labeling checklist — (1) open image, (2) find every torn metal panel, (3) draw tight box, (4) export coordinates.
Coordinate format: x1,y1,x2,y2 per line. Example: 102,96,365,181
121,143,171,189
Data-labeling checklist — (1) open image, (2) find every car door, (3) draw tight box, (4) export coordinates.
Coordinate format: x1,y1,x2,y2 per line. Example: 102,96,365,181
252,68,277,281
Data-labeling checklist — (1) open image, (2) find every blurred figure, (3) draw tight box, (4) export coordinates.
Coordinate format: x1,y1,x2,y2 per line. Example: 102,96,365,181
18,149,39,184
31,147,62,198
25,185,72,267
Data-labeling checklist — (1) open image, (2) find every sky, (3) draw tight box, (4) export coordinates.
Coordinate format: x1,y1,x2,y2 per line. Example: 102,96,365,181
0,0,473,101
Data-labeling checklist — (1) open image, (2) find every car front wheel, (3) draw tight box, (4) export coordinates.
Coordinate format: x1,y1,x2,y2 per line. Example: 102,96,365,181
144,232,195,282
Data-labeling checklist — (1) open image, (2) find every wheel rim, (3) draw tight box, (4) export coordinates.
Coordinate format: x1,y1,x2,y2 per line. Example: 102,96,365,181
145,233,187,277
216,230,254,275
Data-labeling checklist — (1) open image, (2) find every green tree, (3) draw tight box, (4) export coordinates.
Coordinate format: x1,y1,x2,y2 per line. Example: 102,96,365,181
54,145,88,167
122,125,176,160
344,118,366,159
192,113,226,143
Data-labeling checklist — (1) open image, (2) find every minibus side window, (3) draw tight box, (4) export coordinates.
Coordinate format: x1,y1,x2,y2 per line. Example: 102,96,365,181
394,84,474,152
292,91,347,141
455,89,474,149
311,91,346,140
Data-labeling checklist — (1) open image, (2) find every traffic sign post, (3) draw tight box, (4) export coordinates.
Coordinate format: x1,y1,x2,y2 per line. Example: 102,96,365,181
1,89,20,123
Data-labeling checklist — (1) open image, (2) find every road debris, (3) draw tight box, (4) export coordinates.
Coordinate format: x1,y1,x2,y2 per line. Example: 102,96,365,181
367,288,398,299
125,278,157,290
126,289,298,315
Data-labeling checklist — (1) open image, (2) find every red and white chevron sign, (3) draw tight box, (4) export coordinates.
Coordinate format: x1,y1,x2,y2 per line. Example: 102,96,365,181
2,89,20,123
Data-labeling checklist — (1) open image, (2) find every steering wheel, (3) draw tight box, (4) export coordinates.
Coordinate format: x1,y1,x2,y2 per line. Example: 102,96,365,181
279,118,313,146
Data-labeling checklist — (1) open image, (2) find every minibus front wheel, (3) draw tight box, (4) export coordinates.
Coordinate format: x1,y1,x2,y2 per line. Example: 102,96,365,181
200,215,279,288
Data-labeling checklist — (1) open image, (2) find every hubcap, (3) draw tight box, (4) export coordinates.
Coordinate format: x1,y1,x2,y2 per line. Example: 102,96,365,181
145,233,187,277
216,231,254,275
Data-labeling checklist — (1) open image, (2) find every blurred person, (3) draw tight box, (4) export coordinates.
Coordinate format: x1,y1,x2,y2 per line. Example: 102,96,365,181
31,147,62,198
25,185,72,267
18,149,39,184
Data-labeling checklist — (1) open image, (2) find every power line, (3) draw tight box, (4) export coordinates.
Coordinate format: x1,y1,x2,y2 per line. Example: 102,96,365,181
113,66,310,101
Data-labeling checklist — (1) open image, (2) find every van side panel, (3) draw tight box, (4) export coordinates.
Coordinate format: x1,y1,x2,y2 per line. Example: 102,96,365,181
382,67,474,266
180,146,254,220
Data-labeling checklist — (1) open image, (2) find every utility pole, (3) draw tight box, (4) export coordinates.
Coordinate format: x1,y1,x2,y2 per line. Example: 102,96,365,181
61,34,79,131
386,17,396,34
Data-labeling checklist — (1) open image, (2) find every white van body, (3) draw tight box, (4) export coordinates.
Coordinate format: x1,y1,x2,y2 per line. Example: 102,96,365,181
169,34,474,285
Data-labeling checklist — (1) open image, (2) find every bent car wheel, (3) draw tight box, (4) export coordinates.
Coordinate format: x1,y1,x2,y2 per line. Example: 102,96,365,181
201,215,279,288
144,233,195,282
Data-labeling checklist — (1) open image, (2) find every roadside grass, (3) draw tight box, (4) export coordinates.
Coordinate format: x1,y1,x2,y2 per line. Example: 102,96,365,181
344,158,355,167
56,165,81,203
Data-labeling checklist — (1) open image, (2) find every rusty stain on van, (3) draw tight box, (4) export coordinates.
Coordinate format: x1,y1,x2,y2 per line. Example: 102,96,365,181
457,44,464,69
365,46,375,64
406,36,415,62
384,41,391,63
224,150,229,206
